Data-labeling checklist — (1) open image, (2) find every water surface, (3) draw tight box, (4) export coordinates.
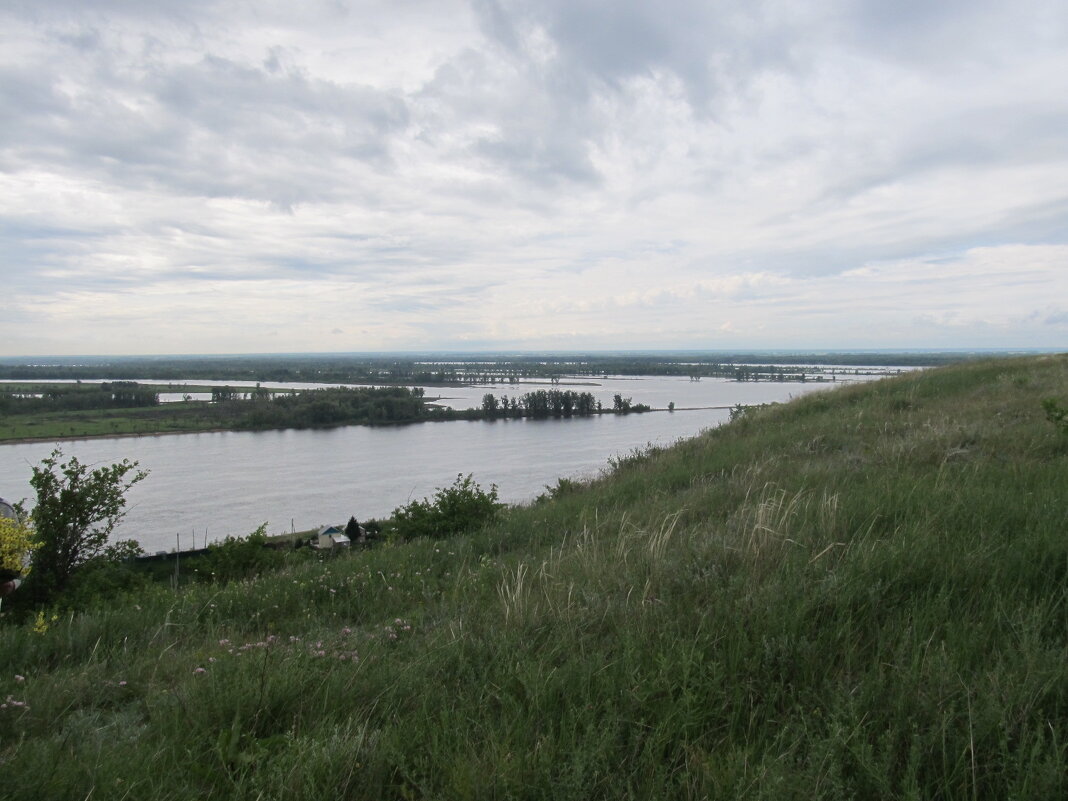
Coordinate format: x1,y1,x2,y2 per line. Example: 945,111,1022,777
0,375,864,552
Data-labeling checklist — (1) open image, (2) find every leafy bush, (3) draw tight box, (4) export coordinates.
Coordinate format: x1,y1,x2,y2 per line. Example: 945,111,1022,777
1043,398,1068,433
536,476,586,504
0,516,37,582
389,474,501,540
25,449,147,600
202,524,285,581
58,555,150,610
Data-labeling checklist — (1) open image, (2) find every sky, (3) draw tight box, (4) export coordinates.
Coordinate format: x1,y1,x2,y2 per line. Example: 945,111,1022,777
1,0,1067,356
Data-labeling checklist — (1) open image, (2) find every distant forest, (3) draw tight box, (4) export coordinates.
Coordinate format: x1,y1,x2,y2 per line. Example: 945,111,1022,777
0,351,965,386
0,381,160,414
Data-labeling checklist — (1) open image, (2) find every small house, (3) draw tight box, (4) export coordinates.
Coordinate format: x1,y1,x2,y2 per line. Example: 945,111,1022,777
316,525,351,549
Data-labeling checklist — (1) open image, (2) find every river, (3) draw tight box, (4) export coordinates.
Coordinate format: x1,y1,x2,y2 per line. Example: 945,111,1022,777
0,373,885,552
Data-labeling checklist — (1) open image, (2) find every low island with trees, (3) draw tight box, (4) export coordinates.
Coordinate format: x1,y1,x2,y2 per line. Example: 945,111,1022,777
0,380,657,443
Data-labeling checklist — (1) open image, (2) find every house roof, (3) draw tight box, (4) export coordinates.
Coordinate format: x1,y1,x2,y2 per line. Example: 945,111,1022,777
317,525,343,536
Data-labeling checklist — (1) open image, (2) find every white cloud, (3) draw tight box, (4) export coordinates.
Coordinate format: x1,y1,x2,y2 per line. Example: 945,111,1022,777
1,0,1067,354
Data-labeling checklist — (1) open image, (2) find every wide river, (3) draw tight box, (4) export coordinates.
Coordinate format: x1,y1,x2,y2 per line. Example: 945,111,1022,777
0,373,887,553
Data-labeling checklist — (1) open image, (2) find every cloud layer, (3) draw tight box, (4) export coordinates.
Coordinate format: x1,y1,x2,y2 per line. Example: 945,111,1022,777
2,0,1067,354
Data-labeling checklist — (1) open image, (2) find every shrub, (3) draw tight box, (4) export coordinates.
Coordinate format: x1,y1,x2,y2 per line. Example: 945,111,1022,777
389,474,501,541
0,516,37,582
202,524,285,581
1043,398,1068,433
25,449,147,600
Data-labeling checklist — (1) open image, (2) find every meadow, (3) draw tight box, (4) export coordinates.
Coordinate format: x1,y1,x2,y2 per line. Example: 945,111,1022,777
0,355,1065,799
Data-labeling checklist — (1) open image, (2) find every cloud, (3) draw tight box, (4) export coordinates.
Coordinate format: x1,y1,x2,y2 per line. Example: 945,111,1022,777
1,1,1067,355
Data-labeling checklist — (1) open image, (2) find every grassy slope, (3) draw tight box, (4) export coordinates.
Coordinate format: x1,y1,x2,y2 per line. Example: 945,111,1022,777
1,356,1066,800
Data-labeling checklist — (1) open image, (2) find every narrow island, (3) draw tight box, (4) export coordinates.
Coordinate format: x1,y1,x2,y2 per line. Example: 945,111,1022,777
0,380,655,442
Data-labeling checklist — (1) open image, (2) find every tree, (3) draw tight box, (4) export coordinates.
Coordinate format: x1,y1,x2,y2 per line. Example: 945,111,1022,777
345,515,362,540
27,449,147,596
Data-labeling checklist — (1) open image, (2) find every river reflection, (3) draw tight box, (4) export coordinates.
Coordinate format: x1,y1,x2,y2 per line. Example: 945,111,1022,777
0,375,865,552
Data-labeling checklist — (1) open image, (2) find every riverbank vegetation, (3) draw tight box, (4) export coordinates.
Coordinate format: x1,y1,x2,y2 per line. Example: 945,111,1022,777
1,354,1066,798
0,382,659,442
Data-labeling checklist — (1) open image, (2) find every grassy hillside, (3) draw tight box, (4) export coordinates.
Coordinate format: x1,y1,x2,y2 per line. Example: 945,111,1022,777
1,355,1066,799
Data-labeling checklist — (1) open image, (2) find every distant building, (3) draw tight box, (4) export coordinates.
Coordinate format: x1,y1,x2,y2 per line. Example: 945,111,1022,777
316,525,351,549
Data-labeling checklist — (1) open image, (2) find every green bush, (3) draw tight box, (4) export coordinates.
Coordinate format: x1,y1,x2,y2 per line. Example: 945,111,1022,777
389,474,501,541
1043,398,1068,433
201,524,286,582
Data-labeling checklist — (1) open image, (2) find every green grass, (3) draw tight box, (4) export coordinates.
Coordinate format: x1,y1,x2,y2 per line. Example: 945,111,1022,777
1,355,1066,799
0,404,228,441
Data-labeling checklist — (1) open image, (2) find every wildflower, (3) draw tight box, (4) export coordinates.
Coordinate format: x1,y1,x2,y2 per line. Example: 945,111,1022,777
218,639,230,646
14,675,25,683
32,610,58,635
341,627,352,635
118,681,128,687
193,667,207,675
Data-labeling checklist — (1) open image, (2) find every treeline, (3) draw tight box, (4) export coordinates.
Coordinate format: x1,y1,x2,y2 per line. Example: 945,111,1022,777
0,381,159,414
234,386,432,428
480,390,651,419
0,351,959,386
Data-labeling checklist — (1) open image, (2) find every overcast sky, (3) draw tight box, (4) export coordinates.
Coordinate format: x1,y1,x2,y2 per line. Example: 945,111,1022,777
2,0,1067,356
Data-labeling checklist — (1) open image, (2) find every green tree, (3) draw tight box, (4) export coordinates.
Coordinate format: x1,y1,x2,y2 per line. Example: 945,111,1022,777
27,449,147,597
345,516,362,540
